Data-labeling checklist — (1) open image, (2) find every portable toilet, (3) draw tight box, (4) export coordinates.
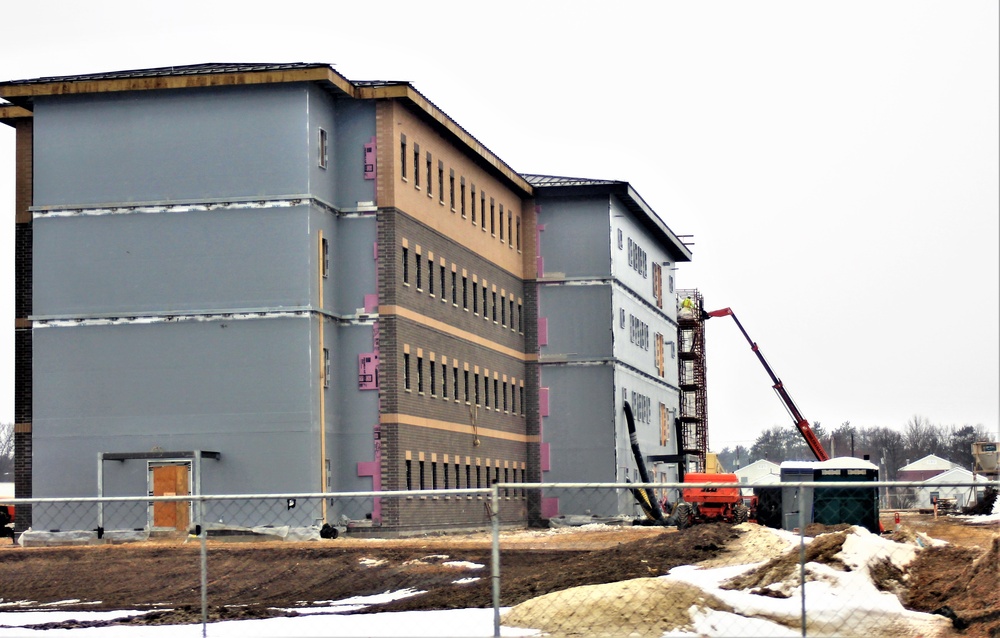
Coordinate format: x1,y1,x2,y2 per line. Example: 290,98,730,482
779,461,816,531
812,457,879,533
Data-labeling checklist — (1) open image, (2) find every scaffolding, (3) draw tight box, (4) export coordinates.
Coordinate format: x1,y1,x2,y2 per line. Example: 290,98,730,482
676,289,709,473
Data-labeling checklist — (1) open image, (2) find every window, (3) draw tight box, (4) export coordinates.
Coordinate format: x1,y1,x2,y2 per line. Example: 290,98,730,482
460,176,466,217
402,247,409,284
438,160,444,202
471,184,477,224
406,459,412,490
655,333,665,377
520,386,525,416
440,265,446,302
400,134,407,180
503,381,508,412
483,373,489,408
482,285,489,320
499,204,505,242
413,144,420,188
403,353,411,391
430,360,436,396
454,363,459,401
443,462,449,489
476,465,482,489
511,382,516,414
323,348,330,388
493,378,499,411
473,281,479,314
466,464,472,490
618,228,623,250
516,216,521,250
462,276,468,310
627,237,648,278
492,291,497,322
439,161,445,204
417,356,424,393
426,152,433,196
419,460,425,490
517,302,523,333
451,271,458,305
441,362,448,398
660,403,669,446
467,370,473,404
508,210,513,249
490,198,496,235
428,257,434,295
474,372,481,406
432,461,438,489
318,128,328,169
455,462,461,488
653,263,663,308
501,297,506,326
619,308,626,329
630,315,650,350
415,251,422,289
669,274,675,294
481,192,487,231
321,237,329,278
509,300,514,330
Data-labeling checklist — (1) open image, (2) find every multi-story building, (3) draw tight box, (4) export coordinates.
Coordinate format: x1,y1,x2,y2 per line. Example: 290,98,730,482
527,175,691,517
1,63,695,533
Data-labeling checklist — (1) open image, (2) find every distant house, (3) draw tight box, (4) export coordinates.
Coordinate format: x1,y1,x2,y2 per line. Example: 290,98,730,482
912,468,990,509
897,455,960,482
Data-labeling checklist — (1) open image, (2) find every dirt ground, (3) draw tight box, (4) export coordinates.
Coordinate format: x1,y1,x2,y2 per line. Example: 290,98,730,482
0,513,996,634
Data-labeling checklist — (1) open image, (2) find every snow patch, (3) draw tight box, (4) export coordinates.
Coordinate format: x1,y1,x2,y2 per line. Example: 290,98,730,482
442,560,485,570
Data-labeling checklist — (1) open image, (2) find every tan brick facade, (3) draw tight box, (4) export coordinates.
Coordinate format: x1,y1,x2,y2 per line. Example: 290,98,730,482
375,101,537,531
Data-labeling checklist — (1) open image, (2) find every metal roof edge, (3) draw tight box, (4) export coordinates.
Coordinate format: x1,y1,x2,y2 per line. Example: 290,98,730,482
528,175,692,262
0,63,532,198
372,84,532,196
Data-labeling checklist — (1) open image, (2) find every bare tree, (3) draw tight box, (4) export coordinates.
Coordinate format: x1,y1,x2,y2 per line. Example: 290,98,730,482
0,423,12,480
865,426,906,478
830,421,858,457
903,415,943,461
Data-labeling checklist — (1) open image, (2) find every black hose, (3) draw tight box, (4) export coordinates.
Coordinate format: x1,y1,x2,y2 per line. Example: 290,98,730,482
625,401,664,522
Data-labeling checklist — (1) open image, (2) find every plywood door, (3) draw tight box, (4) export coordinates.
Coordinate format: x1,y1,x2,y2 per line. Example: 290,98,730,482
152,464,190,530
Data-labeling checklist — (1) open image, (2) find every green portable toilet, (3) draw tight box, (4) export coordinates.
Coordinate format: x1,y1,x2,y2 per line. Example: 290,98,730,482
812,458,879,533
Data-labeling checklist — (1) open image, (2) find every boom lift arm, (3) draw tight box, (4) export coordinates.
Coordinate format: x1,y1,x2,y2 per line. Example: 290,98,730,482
707,308,830,462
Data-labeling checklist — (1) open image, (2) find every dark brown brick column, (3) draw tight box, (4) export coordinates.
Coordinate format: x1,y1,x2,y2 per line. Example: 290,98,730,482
523,277,542,526
13,118,33,532
376,206,400,528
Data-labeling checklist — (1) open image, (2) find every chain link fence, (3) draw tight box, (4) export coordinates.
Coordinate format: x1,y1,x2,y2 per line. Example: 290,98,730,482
1,480,997,637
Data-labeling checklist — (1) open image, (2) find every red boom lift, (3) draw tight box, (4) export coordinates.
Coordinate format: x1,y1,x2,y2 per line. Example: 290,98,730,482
706,308,830,462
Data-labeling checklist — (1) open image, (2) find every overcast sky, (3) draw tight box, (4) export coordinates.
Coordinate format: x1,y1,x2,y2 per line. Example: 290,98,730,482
1,1,997,450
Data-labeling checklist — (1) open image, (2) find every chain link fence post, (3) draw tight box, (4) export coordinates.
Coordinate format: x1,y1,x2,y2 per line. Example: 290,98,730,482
199,496,208,637
798,483,808,637
491,483,501,638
